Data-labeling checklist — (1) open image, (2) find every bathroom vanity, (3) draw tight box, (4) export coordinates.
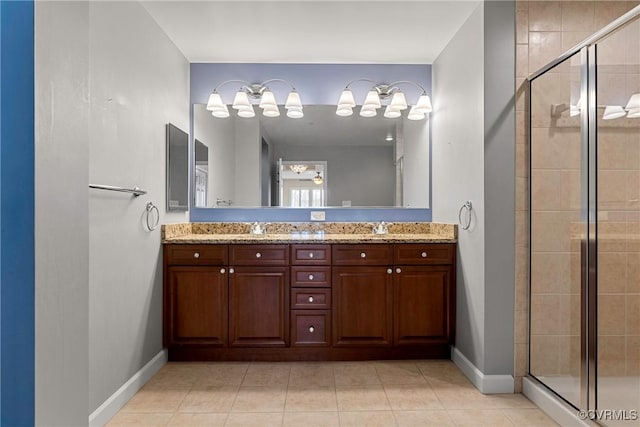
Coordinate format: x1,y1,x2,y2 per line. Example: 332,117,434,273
162,222,456,361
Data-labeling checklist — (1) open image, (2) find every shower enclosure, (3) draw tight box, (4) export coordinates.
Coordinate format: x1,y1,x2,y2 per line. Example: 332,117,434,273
529,6,640,425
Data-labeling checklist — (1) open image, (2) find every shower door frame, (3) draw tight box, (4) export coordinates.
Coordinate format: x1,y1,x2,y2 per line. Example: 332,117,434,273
527,4,640,413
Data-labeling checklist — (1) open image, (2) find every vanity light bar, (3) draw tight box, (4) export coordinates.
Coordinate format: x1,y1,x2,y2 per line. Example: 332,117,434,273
336,79,433,120
207,79,304,119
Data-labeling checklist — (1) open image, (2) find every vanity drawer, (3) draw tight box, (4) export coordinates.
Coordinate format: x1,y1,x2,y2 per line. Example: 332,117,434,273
291,266,331,287
291,244,331,265
394,243,455,265
291,288,331,310
164,244,228,266
291,310,330,347
332,244,393,266
230,244,289,266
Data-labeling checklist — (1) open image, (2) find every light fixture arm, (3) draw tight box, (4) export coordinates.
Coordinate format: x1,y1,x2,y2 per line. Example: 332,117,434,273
211,79,252,94
387,80,428,95
343,78,379,90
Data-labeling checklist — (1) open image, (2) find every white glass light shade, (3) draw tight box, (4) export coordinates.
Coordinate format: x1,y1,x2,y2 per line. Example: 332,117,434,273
262,105,280,117
237,106,255,118
625,93,640,110
383,105,401,118
206,92,224,111
337,89,356,108
313,173,323,185
232,91,251,110
389,91,408,110
363,90,382,109
286,107,304,118
336,106,353,116
211,104,230,118
415,94,433,114
603,105,626,120
627,108,640,118
259,90,277,108
285,91,302,109
359,106,377,117
407,105,425,121
570,97,581,117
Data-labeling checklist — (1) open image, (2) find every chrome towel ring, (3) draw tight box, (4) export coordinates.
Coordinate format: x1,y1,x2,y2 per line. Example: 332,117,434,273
458,200,473,230
145,202,160,231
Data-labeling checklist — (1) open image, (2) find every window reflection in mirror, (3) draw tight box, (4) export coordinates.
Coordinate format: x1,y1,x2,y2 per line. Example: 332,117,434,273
192,104,430,208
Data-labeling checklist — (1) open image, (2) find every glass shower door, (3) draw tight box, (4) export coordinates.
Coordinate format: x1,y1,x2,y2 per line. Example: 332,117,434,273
595,17,640,426
529,50,585,409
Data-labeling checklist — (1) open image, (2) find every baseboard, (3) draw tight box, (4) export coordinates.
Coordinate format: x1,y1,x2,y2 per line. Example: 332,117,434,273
88,349,168,427
451,347,514,394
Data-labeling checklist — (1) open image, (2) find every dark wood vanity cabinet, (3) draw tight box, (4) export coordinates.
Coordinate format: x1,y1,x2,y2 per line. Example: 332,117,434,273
163,241,456,361
164,245,228,347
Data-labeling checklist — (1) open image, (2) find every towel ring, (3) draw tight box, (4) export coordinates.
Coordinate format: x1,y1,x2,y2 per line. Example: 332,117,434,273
458,200,473,231
145,202,160,231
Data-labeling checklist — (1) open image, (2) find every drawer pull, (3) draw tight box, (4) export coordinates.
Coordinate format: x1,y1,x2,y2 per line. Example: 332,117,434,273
421,252,428,258
396,268,402,274
308,274,314,281
387,268,392,274
255,252,262,258
220,268,226,274
360,252,366,258
308,296,314,303
308,326,315,333
229,268,235,274
309,253,314,258
193,252,200,259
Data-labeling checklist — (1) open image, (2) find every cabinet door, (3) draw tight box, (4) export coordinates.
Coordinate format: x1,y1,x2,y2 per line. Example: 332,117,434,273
229,267,289,347
393,266,452,345
166,266,228,346
333,266,393,346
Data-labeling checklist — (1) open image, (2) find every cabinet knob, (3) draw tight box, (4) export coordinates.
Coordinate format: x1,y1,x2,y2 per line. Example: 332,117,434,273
308,296,314,303
308,326,315,333
229,268,235,274
387,268,393,274
308,274,314,281
421,252,428,258
360,252,367,258
220,268,226,274
255,252,262,258
396,268,402,274
309,252,314,258
193,252,200,259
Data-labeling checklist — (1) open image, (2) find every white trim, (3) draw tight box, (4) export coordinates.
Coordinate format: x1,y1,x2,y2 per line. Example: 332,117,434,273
523,376,597,427
451,347,514,394
88,349,168,427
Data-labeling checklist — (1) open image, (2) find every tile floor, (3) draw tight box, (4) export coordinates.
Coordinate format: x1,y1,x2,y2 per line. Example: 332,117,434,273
106,360,558,426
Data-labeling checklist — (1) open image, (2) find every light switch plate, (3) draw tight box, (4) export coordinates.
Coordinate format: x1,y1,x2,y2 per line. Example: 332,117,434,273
310,211,326,221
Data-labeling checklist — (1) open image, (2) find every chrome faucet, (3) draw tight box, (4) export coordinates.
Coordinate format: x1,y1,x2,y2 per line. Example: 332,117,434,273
372,221,389,235
250,222,266,235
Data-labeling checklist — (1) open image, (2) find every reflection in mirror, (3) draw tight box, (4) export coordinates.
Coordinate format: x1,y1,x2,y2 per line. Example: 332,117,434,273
192,104,430,208
279,160,327,207
166,123,189,211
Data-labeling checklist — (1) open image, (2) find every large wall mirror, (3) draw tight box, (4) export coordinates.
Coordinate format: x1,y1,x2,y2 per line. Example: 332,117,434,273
192,104,430,209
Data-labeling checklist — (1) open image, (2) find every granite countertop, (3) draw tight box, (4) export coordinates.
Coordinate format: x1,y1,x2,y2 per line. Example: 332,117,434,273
162,222,458,244
163,232,456,244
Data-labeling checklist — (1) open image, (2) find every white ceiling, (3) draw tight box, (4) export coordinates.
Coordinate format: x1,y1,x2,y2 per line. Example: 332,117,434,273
141,1,480,63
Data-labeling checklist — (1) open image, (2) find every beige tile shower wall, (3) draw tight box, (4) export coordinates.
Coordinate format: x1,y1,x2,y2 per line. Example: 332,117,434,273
515,0,640,392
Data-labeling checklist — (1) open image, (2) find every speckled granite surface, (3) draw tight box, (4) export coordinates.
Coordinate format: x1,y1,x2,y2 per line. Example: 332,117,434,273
162,222,457,244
